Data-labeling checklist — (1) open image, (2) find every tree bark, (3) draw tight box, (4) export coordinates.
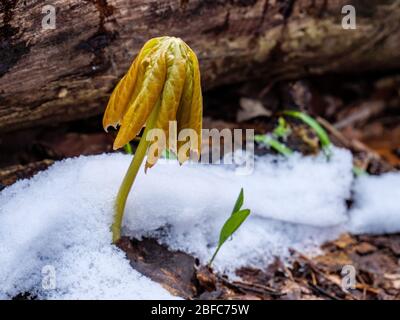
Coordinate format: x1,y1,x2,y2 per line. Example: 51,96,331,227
1,0,400,133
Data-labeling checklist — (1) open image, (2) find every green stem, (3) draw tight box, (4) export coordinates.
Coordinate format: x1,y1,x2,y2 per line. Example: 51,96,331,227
208,245,221,267
111,100,161,243
255,134,293,157
123,142,133,155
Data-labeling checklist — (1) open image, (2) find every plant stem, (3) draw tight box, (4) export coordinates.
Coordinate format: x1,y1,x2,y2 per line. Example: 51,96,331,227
254,134,293,157
123,142,133,154
111,100,161,243
209,245,221,267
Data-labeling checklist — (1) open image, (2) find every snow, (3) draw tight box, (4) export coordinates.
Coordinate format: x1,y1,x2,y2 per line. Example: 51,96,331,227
349,172,400,234
0,147,399,299
0,157,177,300
123,148,353,271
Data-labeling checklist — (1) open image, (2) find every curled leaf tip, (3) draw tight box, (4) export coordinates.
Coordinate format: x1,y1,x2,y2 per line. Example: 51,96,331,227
103,123,118,133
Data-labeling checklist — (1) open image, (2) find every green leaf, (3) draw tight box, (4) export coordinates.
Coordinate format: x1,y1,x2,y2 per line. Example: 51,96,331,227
283,110,332,158
218,209,251,246
209,188,251,266
273,117,291,138
255,134,293,157
123,142,133,155
232,188,244,214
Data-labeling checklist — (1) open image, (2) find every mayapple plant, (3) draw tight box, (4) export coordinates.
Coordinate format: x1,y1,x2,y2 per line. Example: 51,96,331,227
103,36,203,243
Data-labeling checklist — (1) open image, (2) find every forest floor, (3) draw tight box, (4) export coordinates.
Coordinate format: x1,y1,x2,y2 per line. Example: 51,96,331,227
1,73,399,300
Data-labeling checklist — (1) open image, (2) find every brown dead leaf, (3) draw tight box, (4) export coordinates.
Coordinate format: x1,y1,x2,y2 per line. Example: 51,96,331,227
237,98,271,122
314,252,353,271
353,242,377,255
117,237,197,299
332,233,357,249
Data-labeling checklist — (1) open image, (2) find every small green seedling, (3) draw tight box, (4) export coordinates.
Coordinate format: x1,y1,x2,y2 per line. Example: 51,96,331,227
123,142,133,155
255,134,293,157
283,110,332,158
209,188,251,266
255,116,293,157
353,166,367,177
273,117,291,139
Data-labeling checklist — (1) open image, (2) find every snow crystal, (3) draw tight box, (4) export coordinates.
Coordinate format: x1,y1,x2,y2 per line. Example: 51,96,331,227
0,146,398,299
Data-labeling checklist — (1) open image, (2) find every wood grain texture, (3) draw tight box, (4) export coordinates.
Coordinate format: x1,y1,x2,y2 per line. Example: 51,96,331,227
1,0,400,132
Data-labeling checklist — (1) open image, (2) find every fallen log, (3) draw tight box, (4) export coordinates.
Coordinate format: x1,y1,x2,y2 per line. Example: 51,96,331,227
1,0,400,132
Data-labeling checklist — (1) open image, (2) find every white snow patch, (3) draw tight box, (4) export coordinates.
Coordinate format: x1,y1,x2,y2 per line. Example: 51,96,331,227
0,156,177,300
124,148,353,272
0,147,399,299
349,172,400,234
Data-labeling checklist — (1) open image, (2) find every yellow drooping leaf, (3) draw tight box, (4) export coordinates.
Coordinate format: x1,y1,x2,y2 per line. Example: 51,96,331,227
176,46,202,163
148,42,187,168
176,47,194,163
104,36,202,162
103,40,160,131
113,50,167,149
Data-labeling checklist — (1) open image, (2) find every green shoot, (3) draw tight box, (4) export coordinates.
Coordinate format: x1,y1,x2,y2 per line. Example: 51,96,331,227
255,134,293,157
162,149,177,160
209,188,251,266
255,116,293,156
283,110,332,158
353,166,367,177
273,117,291,139
123,142,133,155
